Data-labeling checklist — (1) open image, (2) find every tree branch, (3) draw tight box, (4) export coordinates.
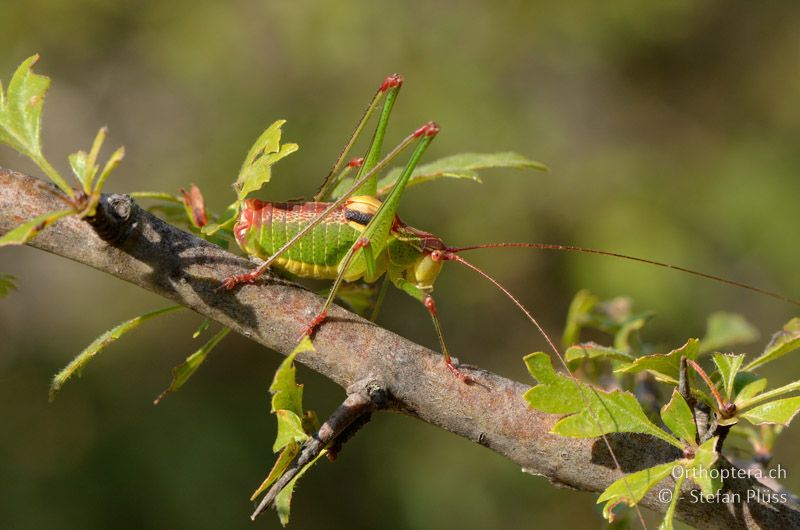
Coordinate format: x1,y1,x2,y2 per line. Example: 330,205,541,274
1,167,798,530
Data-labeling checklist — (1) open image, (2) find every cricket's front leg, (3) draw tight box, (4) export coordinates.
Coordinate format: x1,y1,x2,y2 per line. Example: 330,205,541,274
391,273,473,383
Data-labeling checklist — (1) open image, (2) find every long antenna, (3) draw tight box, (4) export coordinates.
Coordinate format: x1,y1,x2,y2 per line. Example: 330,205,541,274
449,242,800,307
447,253,649,529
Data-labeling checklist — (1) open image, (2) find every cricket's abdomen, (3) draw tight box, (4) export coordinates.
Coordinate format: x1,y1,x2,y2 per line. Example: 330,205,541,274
234,199,363,280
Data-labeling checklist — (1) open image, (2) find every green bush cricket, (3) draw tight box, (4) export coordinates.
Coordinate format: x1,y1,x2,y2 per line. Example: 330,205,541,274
217,74,800,384
216,74,800,526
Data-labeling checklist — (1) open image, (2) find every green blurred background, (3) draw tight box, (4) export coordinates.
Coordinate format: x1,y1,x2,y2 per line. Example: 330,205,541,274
1,1,799,528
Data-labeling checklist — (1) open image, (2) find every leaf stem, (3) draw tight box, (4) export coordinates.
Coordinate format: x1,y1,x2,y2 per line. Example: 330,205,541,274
687,359,729,415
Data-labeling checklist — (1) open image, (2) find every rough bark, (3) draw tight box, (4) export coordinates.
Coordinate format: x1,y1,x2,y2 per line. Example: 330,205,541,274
1,167,798,530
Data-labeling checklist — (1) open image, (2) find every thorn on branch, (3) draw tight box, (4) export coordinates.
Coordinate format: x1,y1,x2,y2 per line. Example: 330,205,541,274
85,194,136,244
251,377,390,520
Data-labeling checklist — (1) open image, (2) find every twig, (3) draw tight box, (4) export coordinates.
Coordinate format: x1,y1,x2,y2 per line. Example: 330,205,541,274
251,378,388,519
2,168,799,530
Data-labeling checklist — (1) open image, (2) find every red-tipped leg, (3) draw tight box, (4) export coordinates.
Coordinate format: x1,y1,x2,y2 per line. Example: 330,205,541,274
218,271,258,291
423,295,473,384
380,73,403,92
304,310,329,337
413,122,440,138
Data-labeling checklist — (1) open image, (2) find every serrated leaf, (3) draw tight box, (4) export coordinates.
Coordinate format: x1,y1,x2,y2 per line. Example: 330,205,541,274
251,441,300,501
273,449,327,526
744,318,800,371
0,208,72,247
374,152,547,197
616,339,699,385
0,55,72,195
0,55,47,157
0,273,17,297
740,396,800,426
564,342,634,369
712,353,745,401
235,120,298,200
523,352,585,414
154,327,230,404
270,337,314,416
273,409,309,452
524,352,682,448
661,389,697,445
562,289,598,347
597,461,675,521
699,312,758,354
552,388,681,448
49,305,182,401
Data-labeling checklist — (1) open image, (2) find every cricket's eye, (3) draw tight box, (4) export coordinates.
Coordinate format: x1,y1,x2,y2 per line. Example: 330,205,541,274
430,250,443,261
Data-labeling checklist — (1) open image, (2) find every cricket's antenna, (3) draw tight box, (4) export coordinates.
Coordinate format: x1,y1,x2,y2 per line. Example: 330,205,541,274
449,242,800,307
445,252,649,530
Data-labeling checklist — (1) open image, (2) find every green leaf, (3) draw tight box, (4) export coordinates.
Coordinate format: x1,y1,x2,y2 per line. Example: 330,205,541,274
201,205,239,236
270,336,315,416
375,152,547,197
744,318,800,371
0,273,17,297
273,449,327,526
69,127,106,192
128,191,183,203
597,461,675,521
524,352,682,448
699,312,758,354
552,388,681,448
234,120,299,201
251,441,300,500
524,352,586,414
273,409,310,452
661,389,697,445
49,305,183,401
564,342,634,369
92,146,125,195
562,289,598,347
740,396,800,426
712,353,745,401
322,282,376,317
658,472,685,530
613,311,653,353
737,380,800,410
0,55,72,196
734,377,768,405
616,339,699,385
192,317,212,339
686,436,721,496
0,208,73,247
154,327,231,404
